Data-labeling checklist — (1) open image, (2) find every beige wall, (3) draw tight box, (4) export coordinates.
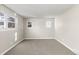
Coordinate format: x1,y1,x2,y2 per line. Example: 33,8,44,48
24,17,55,39
0,5,24,54
55,5,79,54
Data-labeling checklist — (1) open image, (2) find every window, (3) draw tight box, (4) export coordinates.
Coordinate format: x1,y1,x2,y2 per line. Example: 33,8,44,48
0,22,4,29
0,12,5,30
8,22,15,28
7,17,15,28
7,17,15,22
0,12,16,31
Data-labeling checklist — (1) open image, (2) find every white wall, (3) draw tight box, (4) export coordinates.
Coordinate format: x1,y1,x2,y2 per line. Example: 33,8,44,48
17,15,24,41
24,18,55,39
55,5,79,54
0,5,24,54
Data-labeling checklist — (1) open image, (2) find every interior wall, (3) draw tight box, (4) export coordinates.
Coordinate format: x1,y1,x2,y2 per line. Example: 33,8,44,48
55,5,79,54
17,15,24,41
0,5,24,54
24,18,55,39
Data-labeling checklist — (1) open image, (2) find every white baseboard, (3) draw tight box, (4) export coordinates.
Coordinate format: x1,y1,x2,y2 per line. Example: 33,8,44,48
24,38,55,40
56,39,77,55
72,49,79,55
1,39,24,55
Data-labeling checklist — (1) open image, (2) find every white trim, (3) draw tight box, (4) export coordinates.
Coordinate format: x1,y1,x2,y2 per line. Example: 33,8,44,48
55,39,77,55
24,38,55,40
1,39,24,55
72,49,79,55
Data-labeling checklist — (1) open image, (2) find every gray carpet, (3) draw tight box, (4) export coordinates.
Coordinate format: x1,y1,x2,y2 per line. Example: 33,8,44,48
5,39,75,55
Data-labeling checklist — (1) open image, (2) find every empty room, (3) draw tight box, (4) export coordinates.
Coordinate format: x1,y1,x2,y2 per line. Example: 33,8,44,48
0,4,78,55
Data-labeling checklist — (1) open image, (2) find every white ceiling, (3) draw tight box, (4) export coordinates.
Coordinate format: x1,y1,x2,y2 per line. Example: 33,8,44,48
5,4,74,18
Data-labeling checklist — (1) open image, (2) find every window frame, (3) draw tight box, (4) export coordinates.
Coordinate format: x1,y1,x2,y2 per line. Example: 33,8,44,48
7,16,15,29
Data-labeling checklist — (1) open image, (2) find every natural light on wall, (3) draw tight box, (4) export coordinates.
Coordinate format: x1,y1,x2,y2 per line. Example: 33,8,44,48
46,21,51,28
15,32,17,41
